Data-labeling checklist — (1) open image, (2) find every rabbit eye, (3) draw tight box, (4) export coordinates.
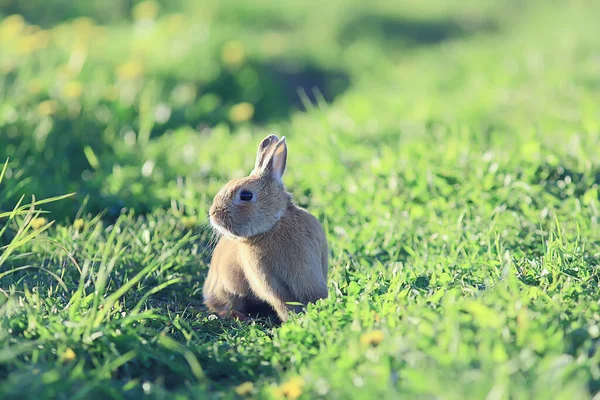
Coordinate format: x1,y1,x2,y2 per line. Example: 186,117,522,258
240,190,253,201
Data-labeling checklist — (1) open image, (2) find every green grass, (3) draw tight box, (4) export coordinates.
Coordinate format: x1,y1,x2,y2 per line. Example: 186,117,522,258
1,0,600,398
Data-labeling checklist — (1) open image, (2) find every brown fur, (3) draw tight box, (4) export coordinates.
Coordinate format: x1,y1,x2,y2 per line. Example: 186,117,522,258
203,135,328,323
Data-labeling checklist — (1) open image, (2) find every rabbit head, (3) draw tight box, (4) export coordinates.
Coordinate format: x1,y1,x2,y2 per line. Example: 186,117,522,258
209,134,291,238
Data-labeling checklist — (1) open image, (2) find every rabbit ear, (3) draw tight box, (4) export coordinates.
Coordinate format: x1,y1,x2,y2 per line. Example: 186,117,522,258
262,137,287,183
253,134,279,174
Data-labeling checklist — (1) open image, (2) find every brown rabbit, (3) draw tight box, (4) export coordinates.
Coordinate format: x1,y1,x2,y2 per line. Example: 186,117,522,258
203,134,328,323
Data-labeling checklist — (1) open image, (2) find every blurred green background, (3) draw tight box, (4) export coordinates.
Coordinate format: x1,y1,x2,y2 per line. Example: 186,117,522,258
1,0,566,220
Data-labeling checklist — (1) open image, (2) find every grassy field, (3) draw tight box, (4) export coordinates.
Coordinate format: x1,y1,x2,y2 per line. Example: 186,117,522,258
1,0,600,398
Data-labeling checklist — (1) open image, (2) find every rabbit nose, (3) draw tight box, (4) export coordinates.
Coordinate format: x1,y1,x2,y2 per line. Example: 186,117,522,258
209,205,221,217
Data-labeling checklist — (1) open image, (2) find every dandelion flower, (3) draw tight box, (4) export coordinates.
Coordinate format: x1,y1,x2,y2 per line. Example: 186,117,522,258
221,40,245,67
1,14,25,38
30,217,48,230
360,330,385,346
37,100,57,117
234,382,254,396
228,102,254,123
63,81,83,99
181,216,198,229
62,348,76,361
73,219,84,230
276,376,305,400
17,34,44,55
116,60,144,80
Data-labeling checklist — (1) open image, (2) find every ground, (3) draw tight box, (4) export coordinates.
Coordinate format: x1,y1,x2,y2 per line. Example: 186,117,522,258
1,0,600,399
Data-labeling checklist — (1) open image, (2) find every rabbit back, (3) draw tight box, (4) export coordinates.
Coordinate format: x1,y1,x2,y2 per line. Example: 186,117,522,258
241,204,328,307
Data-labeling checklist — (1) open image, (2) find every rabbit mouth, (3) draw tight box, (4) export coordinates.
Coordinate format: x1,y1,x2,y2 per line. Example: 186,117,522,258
209,208,285,239
209,215,241,239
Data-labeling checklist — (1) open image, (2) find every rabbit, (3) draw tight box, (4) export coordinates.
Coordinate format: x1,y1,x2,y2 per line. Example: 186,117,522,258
203,134,328,323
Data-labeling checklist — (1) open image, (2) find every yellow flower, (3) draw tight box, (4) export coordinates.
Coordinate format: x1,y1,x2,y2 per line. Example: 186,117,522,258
360,329,385,346
116,60,144,80
221,40,245,67
228,102,254,123
37,100,58,117
73,219,85,230
234,381,254,396
63,81,83,99
62,348,76,361
30,217,48,230
17,33,46,55
276,376,305,400
1,14,25,38
12,27,49,55
133,1,160,21
180,216,198,229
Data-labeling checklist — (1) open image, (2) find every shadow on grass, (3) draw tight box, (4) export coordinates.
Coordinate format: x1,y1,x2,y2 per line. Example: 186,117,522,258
340,13,497,48
0,59,351,221
534,162,600,200
149,61,350,134
0,222,291,395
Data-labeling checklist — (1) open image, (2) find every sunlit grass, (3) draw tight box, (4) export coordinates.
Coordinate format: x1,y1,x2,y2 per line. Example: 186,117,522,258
1,0,600,398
